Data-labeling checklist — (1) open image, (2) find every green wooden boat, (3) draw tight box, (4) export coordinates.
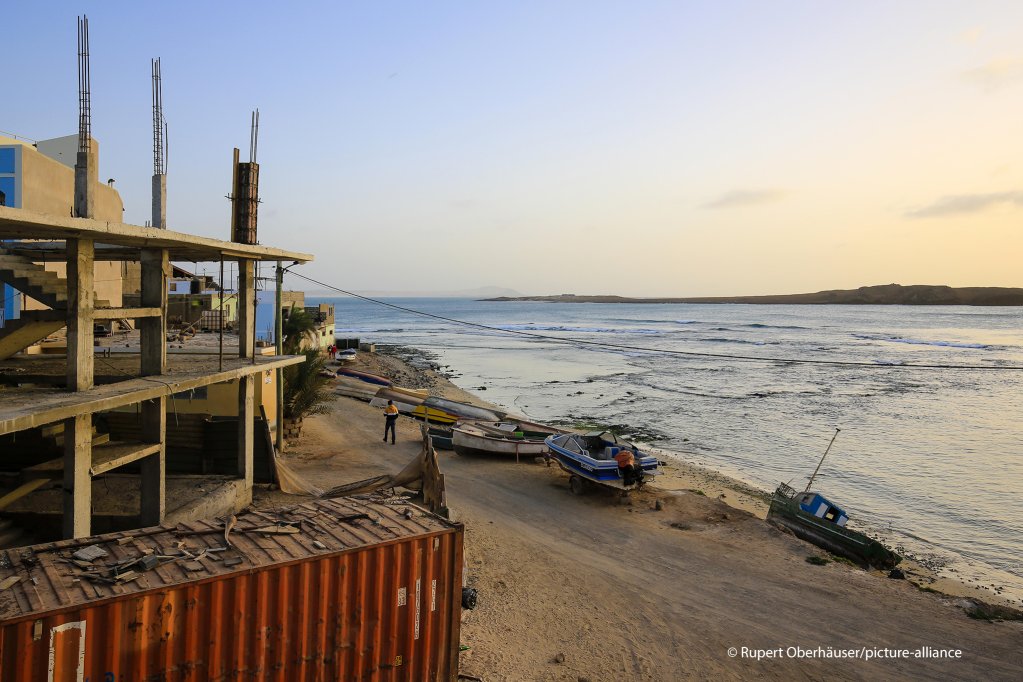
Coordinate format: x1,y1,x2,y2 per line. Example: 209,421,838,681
768,483,901,570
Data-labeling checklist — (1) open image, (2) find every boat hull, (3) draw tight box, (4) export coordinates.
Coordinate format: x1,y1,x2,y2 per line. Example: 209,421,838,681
451,432,549,459
336,368,392,386
451,421,564,459
767,487,901,570
422,397,504,422
544,434,660,489
412,405,459,425
429,433,454,450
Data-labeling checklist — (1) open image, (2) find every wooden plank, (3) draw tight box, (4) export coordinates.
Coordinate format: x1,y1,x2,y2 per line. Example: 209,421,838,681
90,441,162,477
92,307,161,320
0,478,50,511
23,441,163,478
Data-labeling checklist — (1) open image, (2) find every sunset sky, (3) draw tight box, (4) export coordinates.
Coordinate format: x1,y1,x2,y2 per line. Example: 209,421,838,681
5,1,1023,296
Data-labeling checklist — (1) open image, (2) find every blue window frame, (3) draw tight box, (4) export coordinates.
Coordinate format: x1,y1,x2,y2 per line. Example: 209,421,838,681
0,148,14,174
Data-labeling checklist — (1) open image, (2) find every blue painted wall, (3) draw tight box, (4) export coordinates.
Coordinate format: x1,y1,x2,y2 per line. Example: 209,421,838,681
0,146,21,327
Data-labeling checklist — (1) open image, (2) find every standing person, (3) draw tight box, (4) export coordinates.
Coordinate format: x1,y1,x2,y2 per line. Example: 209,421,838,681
383,399,399,444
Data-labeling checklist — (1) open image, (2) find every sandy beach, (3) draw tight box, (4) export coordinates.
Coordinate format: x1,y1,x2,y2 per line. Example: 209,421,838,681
256,349,1023,681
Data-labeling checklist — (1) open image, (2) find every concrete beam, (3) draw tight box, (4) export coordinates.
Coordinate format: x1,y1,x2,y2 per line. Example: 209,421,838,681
66,238,94,391
0,355,305,436
140,249,168,376
238,375,254,487
238,259,255,359
93,307,161,320
0,206,313,264
62,414,92,539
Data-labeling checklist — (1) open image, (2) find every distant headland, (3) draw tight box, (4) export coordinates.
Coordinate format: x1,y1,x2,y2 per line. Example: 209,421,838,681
484,284,1023,306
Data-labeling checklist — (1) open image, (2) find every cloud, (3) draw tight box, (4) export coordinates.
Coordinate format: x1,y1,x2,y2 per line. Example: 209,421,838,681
702,189,787,209
904,191,1023,218
960,57,1023,91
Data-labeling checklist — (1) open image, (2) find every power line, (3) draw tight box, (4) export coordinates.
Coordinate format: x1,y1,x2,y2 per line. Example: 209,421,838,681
286,272,1023,372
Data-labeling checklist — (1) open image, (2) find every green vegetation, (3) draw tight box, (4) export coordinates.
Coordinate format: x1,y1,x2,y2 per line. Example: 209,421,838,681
281,306,332,422
805,556,830,566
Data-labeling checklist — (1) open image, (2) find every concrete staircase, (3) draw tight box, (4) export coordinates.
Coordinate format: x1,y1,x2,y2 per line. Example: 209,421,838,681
0,248,110,360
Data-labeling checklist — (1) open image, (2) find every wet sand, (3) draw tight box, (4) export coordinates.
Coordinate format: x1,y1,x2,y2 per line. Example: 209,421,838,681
256,349,1023,681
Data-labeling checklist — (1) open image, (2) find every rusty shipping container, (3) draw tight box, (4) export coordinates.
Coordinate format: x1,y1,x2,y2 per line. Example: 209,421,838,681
0,497,464,681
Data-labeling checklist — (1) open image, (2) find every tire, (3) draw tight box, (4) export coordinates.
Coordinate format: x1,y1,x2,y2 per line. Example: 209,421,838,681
569,475,585,496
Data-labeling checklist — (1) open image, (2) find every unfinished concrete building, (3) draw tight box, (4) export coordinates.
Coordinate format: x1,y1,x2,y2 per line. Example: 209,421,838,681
0,205,311,541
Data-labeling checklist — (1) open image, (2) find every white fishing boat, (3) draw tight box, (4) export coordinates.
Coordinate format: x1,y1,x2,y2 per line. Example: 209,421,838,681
452,420,565,462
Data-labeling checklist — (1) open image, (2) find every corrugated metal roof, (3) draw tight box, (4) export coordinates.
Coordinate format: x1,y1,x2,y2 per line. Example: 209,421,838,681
0,496,458,624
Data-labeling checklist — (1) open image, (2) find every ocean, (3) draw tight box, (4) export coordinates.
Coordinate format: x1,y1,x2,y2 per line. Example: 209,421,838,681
314,296,1023,602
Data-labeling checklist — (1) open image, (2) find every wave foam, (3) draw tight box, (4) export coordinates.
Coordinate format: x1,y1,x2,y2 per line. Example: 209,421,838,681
853,334,989,349
493,323,662,335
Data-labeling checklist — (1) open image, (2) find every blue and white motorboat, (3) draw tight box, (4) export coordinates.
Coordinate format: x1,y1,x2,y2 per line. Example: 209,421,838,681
545,431,660,495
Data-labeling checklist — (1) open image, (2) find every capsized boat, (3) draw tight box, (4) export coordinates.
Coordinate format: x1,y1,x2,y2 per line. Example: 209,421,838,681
452,420,566,461
370,386,428,414
767,483,901,569
545,431,660,494
413,396,505,423
336,368,392,387
412,405,459,426
334,376,381,402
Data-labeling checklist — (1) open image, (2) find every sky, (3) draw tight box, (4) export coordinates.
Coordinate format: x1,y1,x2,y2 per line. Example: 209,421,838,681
5,1,1023,297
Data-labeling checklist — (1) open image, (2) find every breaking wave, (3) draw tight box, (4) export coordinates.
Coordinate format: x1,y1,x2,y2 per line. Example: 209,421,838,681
853,334,989,349
744,323,810,330
492,324,662,335
701,337,777,346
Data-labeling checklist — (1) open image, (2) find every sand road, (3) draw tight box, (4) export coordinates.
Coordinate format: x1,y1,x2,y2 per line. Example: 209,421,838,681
265,394,1022,681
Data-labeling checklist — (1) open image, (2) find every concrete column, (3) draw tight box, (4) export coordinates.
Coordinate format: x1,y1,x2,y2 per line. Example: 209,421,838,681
151,174,167,228
62,414,92,538
74,150,96,219
275,262,284,454
238,259,255,359
140,397,166,526
66,238,95,391
140,249,168,375
238,375,254,486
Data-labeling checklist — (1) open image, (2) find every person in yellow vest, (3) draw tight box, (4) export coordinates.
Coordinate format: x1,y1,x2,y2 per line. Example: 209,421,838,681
383,400,399,444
